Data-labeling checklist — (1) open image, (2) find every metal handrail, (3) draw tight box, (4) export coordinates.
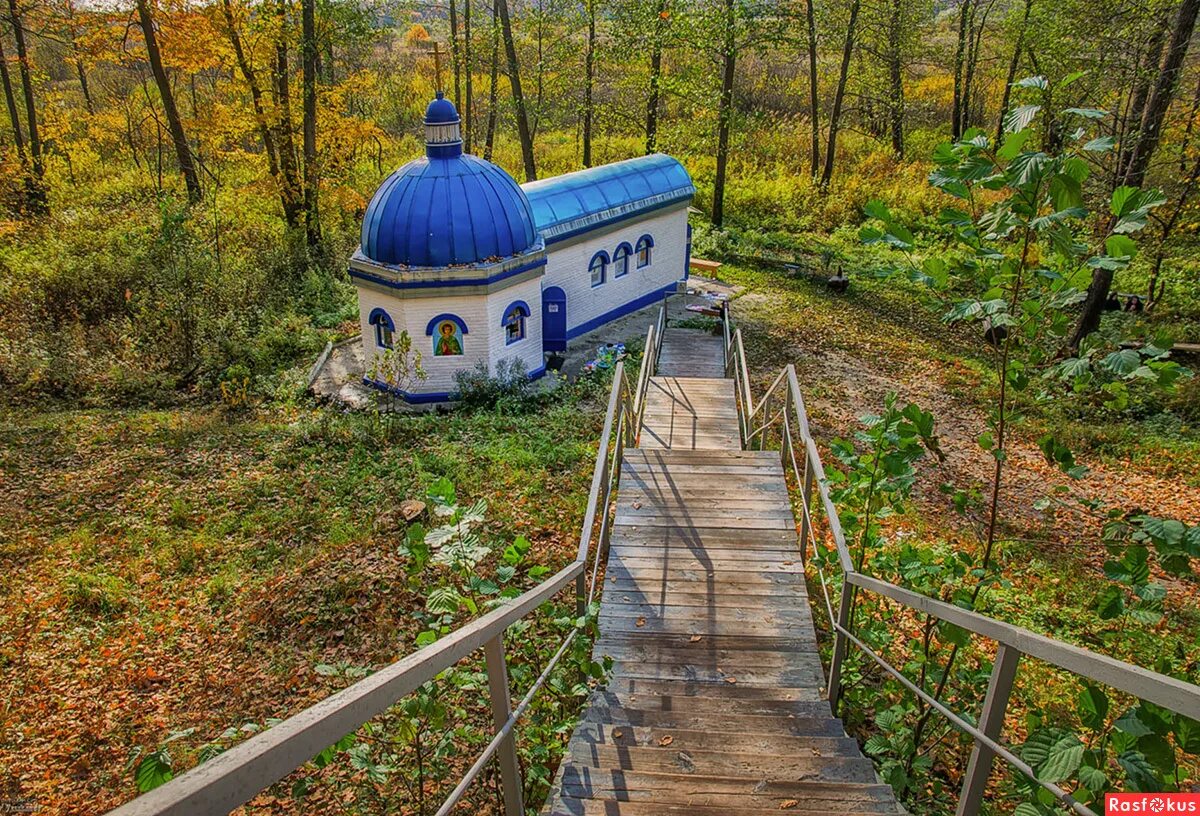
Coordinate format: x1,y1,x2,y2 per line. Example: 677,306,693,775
107,312,669,816
721,308,1200,816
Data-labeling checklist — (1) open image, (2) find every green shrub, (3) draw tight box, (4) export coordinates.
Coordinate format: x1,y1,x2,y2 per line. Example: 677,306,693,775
453,358,535,410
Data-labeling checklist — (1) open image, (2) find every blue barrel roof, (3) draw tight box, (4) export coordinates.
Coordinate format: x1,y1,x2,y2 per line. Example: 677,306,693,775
522,154,694,241
360,153,539,268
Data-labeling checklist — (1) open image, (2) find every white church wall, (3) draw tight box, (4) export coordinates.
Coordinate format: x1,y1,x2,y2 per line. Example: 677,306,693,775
542,205,689,340
357,278,545,398
483,276,545,378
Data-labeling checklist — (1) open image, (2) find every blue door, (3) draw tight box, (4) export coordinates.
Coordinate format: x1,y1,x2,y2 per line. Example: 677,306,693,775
542,286,567,352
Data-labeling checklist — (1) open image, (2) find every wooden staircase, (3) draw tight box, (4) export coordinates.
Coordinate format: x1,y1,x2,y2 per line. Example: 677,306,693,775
541,328,901,815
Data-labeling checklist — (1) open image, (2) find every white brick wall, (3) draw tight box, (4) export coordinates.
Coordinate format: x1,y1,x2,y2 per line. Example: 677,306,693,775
541,205,689,338
357,278,544,397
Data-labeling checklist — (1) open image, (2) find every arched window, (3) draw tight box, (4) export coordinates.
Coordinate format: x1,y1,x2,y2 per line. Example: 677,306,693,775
425,313,468,357
502,300,530,345
589,251,608,287
636,234,654,268
369,307,395,349
612,243,632,278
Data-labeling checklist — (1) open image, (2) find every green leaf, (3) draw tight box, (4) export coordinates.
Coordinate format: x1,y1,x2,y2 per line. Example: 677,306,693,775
1116,708,1155,738
1014,75,1048,90
1038,734,1085,783
997,129,1032,160
135,750,174,792
1005,104,1042,133
1118,750,1160,791
1062,107,1108,119
1105,234,1137,260
1095,585,1125,619
864,200,892,222
1078,683,1109,730
1083,135,1116,152
1078,763,1108,793
1102,349,1142,376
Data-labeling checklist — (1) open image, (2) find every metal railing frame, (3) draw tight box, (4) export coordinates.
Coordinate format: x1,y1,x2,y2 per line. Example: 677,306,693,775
107,305,673,816
721,308,1200,816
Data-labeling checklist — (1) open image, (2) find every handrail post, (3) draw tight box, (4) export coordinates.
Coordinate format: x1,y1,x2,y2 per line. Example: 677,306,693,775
827,584,853,711
956,644,1021,816
799,450,814,564
484,635,525,816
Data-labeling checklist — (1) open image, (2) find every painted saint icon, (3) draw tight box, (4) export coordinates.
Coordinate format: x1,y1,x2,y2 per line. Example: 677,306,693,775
434,320,464,356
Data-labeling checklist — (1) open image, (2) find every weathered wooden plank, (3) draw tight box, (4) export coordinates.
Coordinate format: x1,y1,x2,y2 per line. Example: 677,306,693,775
568,722,861,757
563,744,878,782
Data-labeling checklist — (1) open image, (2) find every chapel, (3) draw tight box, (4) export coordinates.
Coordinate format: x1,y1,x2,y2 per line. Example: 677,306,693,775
350,92,695,402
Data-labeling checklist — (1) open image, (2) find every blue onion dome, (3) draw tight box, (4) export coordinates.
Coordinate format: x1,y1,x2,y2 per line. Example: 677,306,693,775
359,94,539,268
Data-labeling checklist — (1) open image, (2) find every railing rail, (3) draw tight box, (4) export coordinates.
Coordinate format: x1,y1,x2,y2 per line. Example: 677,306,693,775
108,304,673,816
721,307,1200,816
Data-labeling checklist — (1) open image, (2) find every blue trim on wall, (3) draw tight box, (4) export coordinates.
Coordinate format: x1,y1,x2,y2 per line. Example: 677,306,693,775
367,307,395,330
425,313,470,336
613,243,632,277
566,279,682,341
589,250,609,287
542,198,687,246
501,299,531,324
349,257,546,291
636,233,656,248
362,363,547,404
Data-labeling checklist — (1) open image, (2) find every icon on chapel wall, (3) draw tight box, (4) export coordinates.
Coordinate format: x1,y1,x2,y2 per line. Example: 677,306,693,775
434,320,464,356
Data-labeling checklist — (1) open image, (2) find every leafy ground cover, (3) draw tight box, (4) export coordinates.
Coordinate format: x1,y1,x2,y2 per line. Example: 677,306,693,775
0,375,611,814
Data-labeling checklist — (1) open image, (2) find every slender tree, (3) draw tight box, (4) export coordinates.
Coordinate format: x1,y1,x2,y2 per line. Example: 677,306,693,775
273,0,303,229
995,0,1032,146
0,32,26,166
301,0,319,246
951,0,973,139
449,0,461,110
1118,17,1167,180
484,0,499,160
583,0,595,166
645,0,668,154
886,0,904,157
1123,0,1198,188
805,0,819,176
496,0,536,180
711,0,736,227
6,0,46,212
821,0,862,185
464,0,473,153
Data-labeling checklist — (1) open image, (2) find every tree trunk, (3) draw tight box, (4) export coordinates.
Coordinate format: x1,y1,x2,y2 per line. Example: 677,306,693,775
583,0,594,166
951,0,972,140
0,32,26,164
135,0,200,202
887,0,904,157
995,0,1031,145
449,0,462,109
7,0,47,212
496,0,536,180
1118,19,1167,179
273,0,303,229
821,0,861,185
1147,153,1200,308
645,0,667,154
464,0,473,154
1124,0,1199,188
710,0,736,227
1179,71,1200,173
806,0,819,176
301,0,319,246
221,0,294,225
484,0,499,161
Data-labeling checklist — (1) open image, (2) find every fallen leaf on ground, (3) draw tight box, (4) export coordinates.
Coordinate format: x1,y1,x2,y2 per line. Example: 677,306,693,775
725,677,737,684
689,634,702,642
780,800,798,810
636,617,646,627
659,735,673,746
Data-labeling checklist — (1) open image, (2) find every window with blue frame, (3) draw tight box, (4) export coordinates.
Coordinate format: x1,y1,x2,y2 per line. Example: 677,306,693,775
589,251,608,287
613,243,631,278
503,302,529,344
636,234,654,268
369,308,395,349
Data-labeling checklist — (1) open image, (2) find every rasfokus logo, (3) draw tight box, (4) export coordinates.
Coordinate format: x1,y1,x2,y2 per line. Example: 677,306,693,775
1106,794,1200,813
